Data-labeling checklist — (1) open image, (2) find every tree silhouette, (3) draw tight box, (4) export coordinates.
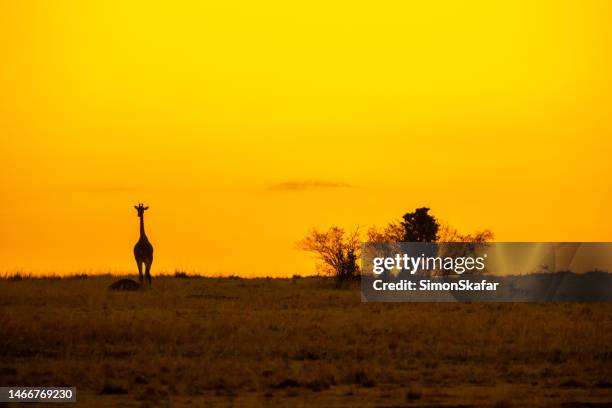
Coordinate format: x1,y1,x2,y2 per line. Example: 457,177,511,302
401,207,439,242
297,227,360,282
366,220,404,243
437,224,494,243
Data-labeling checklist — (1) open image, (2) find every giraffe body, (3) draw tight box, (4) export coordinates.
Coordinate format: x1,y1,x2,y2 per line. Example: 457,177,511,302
133,204,154,287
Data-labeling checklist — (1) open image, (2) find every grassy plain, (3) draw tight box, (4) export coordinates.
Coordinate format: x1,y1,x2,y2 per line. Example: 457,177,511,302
1,275,611,407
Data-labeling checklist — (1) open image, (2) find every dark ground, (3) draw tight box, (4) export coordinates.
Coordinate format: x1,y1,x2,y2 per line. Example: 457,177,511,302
1,276,611,407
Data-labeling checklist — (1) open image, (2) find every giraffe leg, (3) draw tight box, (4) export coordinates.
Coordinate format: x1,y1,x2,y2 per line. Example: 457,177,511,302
145,261,152,288
137,261,144,286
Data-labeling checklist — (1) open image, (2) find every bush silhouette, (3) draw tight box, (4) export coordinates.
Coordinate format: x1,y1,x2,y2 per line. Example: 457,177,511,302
298,227,360,282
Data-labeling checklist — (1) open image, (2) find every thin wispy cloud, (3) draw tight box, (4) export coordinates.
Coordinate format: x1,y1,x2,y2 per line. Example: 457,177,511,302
268,180,351,192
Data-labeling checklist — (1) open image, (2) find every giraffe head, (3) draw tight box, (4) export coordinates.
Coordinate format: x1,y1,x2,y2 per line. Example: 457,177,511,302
134,203,149,217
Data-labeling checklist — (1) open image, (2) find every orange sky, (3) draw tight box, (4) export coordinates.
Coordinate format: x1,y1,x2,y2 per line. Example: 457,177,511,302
1,1,611,276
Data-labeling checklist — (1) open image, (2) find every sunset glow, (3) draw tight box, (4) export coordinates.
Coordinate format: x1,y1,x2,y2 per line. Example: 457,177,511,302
1,1,611,276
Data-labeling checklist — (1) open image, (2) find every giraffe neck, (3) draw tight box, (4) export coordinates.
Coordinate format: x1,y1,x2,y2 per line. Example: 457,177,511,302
139,215,147,239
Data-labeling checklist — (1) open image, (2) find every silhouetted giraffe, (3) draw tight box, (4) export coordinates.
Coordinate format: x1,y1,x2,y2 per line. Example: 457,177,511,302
134,203,154,288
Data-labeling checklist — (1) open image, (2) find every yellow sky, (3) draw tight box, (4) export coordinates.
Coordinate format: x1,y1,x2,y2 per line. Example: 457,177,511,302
1,0,611,276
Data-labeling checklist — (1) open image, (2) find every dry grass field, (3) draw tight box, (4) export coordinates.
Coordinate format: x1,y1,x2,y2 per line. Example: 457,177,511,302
1,275,611,407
